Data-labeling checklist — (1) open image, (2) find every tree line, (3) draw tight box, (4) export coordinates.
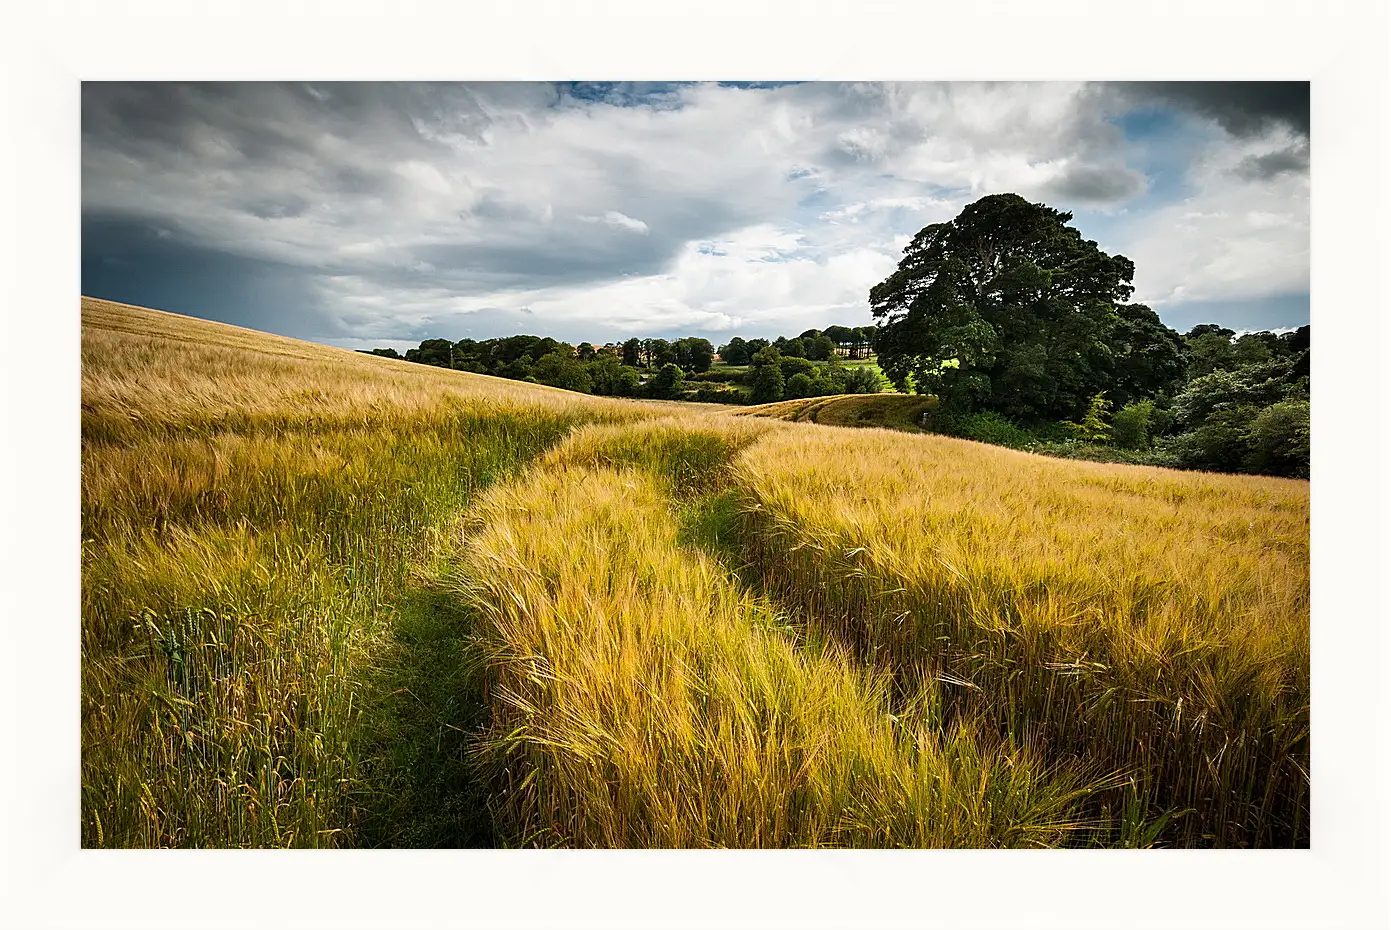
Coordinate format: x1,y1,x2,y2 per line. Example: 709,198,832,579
715,325,876,365
869,193,1310,478
360,326,883,404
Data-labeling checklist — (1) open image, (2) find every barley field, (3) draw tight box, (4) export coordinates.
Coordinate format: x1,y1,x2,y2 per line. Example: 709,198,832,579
81,297,1309,848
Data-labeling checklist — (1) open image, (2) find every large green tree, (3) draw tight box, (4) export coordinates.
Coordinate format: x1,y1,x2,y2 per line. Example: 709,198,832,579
869,193,1178,420
805,334,835,361
406,338,455,368
1108,302,1188,407
588,355,641,396
1184,325,1237,378
821,325,853,356
648,363,684,399
748,346,785,403
717,337,751,366
532,352,593,393
672,337,715,372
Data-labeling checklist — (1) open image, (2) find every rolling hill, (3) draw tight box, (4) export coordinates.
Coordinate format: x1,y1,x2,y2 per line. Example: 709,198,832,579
81,296,1309,848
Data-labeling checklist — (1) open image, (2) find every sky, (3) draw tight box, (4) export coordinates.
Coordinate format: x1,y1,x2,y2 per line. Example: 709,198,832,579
81,81,1310,352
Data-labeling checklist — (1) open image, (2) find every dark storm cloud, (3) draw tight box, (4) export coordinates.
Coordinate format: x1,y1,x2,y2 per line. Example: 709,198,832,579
1043,164,1146,205
83,81,500,162
81,215,339,340
82,82,483,215
1121,82,1309,137
1234,141,1310,180
244,195,312,220
468,188,542,222
412,229,670,286
82,81,779,329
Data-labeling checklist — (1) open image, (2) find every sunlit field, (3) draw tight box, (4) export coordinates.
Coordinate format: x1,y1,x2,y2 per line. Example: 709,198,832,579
82,297,1309,848
81,298,649,846
733,428,1309,846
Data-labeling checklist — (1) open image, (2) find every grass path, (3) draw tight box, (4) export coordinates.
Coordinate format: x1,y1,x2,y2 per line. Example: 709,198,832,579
80,297,654,847
446,424,1092,847
352,579,496,847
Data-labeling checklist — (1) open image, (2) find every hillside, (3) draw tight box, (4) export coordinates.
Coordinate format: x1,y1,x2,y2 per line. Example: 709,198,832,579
81,297,1310,849
736,393,938,431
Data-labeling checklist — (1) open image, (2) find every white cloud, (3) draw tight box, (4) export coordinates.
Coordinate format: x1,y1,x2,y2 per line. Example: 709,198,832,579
436,235,899,343
1120,125,1309,306
82,81,1308,343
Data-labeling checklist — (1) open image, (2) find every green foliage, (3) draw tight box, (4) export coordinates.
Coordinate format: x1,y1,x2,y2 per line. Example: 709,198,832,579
670,337,714,372
406,337,456,367
689,368,744,384
1172,358,1303,430
718,337,751,366
648,363,685,399
1244,400,1310,478
384,310,1307,480
588,356,641,397
647,338,675,368
1232,333,1274,367
934,411,1034,448
1027,440,1184,469
1174,394,1313,475
499,357,533,381
822,324,852,350
689,384,749,405
805,334,835,361
1185,331,1236,378
1110,304,1188,406
748,347,785,403
532,352,594,394
1282,324,1310,354
1111,400,1156,450
1060,393,1114,443
1150,403,1176,438
1166,350,1312,474
778,355,816,381
870,193,1184,421
843,366,883,395
785,372,815,399
1170,405,1262,473
820,325,875,359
